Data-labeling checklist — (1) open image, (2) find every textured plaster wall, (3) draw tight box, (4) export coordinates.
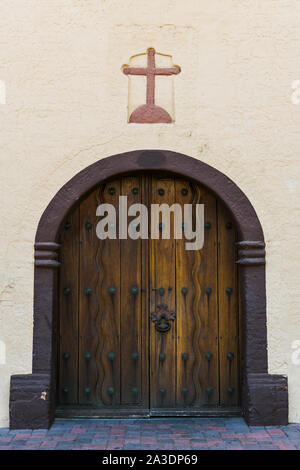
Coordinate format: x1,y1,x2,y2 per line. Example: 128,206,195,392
0,0,300,426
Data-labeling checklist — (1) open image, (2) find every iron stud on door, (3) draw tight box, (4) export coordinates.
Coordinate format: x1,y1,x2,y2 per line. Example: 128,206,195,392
63,286,71,296
85,221,92,231
64,221,71,230
227,352,234,361
131,286,138,295
158,287,165,296
108,352,115,361
108,286,116,295
205,352,213,361
85,287,92,296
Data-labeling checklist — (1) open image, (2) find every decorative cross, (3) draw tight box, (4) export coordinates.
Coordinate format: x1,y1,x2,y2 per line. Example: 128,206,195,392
122,48,181,123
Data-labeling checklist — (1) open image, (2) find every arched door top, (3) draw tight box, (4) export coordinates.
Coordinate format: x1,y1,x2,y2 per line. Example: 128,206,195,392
35,150,264,244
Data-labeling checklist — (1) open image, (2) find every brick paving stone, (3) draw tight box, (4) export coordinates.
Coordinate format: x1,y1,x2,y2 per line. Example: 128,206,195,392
226,445,244,450
140,437,158,444
275,440,297,450
47,430,65,436
160,438,177,443
74,436,92,442
283,431,300,439
0,417,299,450
191,442,210,448
91,439,108,444
55,443,76,450
12,440,27,446
0,428,9,435
29,433,47,439
173,439,191,446
107,439,124,449
123,444,142,450
267,428,285,436
0,437,12,442
71,427,87,434
81,444,107,450
14,433,32,439
52,435,77,441
40,441,58,449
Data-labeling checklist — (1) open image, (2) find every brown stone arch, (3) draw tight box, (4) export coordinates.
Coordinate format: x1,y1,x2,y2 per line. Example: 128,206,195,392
9,150,288,428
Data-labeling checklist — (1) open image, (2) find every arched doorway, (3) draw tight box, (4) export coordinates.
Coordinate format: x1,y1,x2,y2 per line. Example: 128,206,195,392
9,150,288,428
57,173,240,417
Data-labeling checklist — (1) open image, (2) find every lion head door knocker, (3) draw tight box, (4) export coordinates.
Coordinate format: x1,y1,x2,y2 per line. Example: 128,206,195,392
150,304,176,334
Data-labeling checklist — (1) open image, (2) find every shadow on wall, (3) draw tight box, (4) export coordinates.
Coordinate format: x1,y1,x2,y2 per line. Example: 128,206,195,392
0,341,5,365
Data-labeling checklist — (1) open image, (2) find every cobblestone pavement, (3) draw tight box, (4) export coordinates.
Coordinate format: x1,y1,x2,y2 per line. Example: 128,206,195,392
0,418,299,450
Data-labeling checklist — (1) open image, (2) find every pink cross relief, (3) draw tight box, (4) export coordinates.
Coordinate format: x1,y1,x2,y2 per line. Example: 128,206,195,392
123,48,181,123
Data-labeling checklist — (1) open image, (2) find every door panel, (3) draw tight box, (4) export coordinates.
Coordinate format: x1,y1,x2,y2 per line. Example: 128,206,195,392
175,179,219,408
218,202,239,406
79,181,121,406
58,173,240,415
59,207,79,405
150,176,176,408
120,176,148,406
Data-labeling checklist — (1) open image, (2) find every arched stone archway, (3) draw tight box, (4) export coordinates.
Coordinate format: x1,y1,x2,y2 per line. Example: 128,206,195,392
9,150,288,428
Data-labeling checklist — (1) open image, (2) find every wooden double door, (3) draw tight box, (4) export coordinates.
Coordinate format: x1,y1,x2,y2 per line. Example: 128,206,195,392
57,174,240,416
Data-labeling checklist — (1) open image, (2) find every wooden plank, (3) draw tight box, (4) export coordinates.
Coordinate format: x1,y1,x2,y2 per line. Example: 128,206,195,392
56,406,242,418
78,180,121,406
150,175,176,408
197,187,219,406
140,175,150,408
176,182,219,407
175,181,219,407
120,176,145,406
58,207,79,404
175,178,203,407
218,201,239,406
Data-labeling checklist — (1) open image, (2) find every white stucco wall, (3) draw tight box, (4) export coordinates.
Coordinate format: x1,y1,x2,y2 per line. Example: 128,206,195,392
0,0,300,427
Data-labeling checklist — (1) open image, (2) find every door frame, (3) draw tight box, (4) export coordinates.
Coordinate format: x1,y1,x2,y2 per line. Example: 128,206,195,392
9,150,288,428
